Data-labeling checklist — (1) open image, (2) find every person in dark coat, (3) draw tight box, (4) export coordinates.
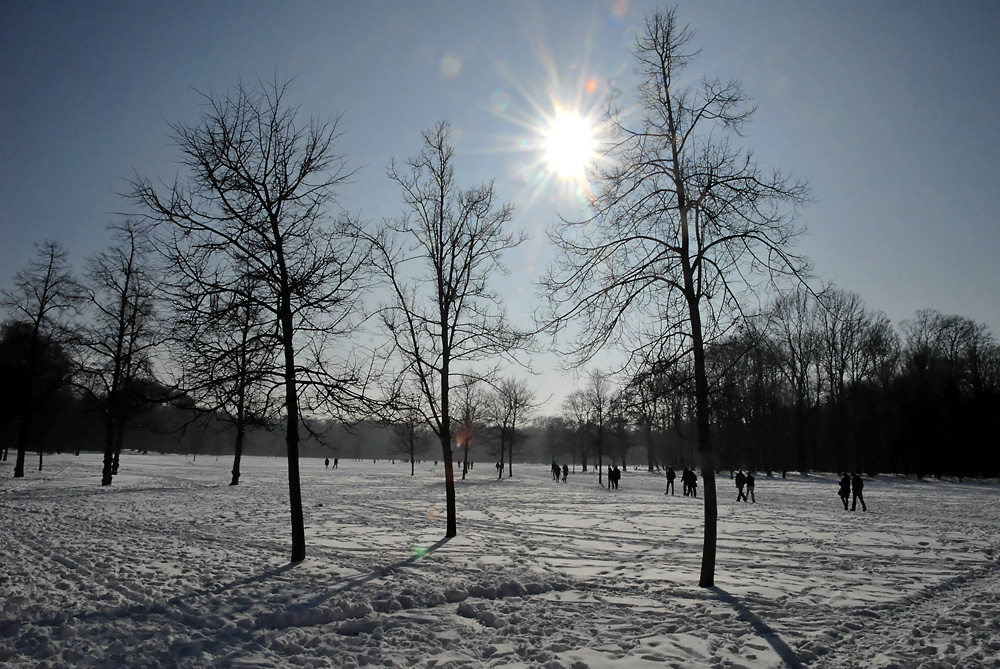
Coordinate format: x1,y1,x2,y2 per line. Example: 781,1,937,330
838,473,851,510
611,465,621,489
665,467,676,495
746,471,755,503
735,470,747,502
562,464,568,482
851,473,867,511
682,468,691,496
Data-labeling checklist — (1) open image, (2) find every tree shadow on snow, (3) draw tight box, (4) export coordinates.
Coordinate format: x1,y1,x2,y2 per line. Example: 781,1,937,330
710,587,805,669
304,535,454,606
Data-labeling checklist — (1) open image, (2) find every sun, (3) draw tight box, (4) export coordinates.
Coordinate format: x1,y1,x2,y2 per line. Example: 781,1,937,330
542,108,597,182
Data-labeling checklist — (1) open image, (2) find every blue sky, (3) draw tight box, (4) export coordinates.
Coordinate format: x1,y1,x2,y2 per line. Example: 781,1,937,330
2,1,999,410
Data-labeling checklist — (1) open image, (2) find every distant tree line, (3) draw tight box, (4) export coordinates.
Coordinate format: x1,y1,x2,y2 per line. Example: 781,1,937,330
537,288,1000,479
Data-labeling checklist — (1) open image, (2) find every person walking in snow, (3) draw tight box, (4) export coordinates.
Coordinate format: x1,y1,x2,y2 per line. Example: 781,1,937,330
325,458,329,469
735,470,747,501
665,467,676,495
333,458,338,469
746,471,755,503
838,473,851,510
611,465,621,489
681,468,691,496
689,469,698,497
851,473,867,511
562,464,568,482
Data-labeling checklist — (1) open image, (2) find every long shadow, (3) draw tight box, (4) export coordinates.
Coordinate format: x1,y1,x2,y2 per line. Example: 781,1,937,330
304,535,453,606
711,587,805,669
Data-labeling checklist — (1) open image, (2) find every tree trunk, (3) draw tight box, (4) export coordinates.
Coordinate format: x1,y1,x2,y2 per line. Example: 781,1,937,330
14,416,29,478
231,422,244,486
281,315,305,563
101,411,116,486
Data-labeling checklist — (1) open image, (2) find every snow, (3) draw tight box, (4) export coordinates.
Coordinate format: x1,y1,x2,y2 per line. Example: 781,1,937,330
2,453,999,668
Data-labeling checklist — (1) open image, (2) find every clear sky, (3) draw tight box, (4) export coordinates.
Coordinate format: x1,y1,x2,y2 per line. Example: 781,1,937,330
2,1,999,412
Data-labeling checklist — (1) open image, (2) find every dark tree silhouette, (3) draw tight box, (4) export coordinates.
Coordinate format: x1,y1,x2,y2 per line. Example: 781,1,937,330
373,121,529,538
131,78,371,562
539,8,808,587
0,241,82,476
78,221,163,485
169,275,280,486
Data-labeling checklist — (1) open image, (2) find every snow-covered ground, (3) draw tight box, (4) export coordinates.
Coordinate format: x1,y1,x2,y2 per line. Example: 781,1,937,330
2,453,999,668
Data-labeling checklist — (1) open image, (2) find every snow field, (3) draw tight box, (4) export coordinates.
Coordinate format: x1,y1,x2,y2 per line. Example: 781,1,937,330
1,453,999,668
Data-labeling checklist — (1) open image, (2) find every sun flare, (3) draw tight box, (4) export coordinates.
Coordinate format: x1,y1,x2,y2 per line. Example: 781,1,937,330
542,109,596,182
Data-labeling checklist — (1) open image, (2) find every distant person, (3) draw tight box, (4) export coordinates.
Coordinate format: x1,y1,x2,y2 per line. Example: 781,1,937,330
562,464,568,482
838,473,851,510
851,473,867,511
746,471,755,503
552,461,561,481
333,458,338,469
611,465,621,489
688,469,698,497
681,468,691,496
496,461,503,478
325,458,329,469
607,466,614,489
665,467,676,495
735,470,747,502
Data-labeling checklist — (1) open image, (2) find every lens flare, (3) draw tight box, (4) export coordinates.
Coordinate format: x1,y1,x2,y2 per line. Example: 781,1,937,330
426,506,440,522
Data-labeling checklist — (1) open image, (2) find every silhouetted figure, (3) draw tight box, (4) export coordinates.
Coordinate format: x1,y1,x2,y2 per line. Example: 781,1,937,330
562,464,568,482
851,473,867,511
333,458,338,469
746,471,755,502
325,458,329,469
735,470,747,501
665,467,676,495
838,473,851,510
552,461,561,481
496,461,502,479
607,466,613,489
611,465,621,489
688,470,698,497
682,467,691,496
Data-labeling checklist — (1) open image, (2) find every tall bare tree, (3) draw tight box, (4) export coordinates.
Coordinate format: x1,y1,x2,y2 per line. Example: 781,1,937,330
78,221,164,485
130,78,371,562
373,121,529,537
539,8,808,586
1,241,82,476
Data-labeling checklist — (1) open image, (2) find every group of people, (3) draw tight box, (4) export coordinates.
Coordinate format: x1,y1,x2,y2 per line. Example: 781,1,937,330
606,465,622,489
324,458,338,469
735,470,756,503
550,461,569,482
838,472,867,511
662,467,700,497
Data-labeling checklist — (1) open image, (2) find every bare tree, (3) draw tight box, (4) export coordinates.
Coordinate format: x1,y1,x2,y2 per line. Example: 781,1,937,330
130,78,371,562
78,221,164,485
453,378,487,480
539,8,808,587
170,274,281,485
561,389,594,471
488,377,538,478
372,121,529,538
583,370,615,487
1,241,82,476
764,286,822,472
393,406,430,476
